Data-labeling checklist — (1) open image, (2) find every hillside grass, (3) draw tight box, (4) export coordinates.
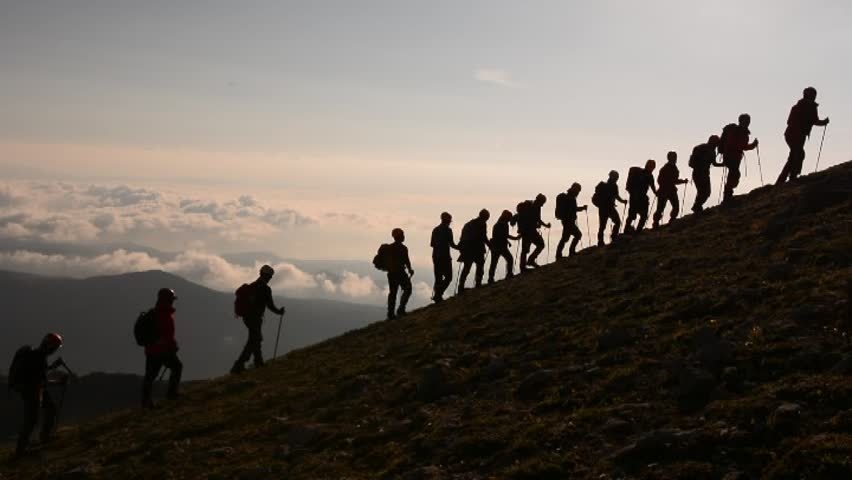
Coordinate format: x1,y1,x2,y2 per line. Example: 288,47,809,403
2,162,851,479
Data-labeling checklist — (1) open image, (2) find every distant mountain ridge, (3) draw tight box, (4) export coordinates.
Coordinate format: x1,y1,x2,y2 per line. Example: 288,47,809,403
0,269,383,380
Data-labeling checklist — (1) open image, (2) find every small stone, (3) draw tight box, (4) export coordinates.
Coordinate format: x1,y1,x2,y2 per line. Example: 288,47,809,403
769,403,802,432
208,446,234,458
602,418,633,436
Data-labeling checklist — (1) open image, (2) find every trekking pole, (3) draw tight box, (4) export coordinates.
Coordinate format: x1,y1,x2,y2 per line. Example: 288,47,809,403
756,144,764,185
718,168,727,205
584,211,591,249
546,226,551,264
814,125,827,173
681,181,689,218
453,263,461,295
273,311,285,359
157,367,167,382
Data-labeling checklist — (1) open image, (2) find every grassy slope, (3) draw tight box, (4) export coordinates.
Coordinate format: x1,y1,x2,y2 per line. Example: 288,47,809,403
2,163,851,480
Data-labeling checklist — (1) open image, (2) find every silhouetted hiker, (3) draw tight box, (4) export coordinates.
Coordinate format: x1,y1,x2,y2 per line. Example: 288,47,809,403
231,265,286,374
517,194,550,272
430,212,459,303
624,160,657,234
592,171,627,246
777,87,830,184
458,209,491,292
141,288,183,408
653,152,689,227
8,333,64,459
719,114,758,203
555,183,587,258
688,135,721,213
489,209,519,283
374,228,413,319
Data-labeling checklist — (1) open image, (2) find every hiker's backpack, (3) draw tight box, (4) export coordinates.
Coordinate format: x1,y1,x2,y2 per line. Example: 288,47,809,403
134,309,158,347
718,123,738,158
554,192,569,220
515,200,535,230
7,346,31,391
626,166,644,194
591,182,607,207
234,283,257,318
372,244,392,271
688,144,701,169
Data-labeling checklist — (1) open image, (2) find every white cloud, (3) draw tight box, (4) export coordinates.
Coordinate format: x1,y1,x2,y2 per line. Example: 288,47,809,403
474,68,521,88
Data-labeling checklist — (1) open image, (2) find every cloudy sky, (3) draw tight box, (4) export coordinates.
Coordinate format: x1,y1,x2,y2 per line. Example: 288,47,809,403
1,1,849,303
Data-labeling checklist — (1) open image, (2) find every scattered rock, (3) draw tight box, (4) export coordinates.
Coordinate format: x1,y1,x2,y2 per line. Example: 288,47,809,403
516,369,556,400
597,328,635,351
483,357,508,380
769,403,802,432
722,366,744,392
417,364,449,402
602,418,633,436
613,428,700,464
208,446,234,458
830,354,852,374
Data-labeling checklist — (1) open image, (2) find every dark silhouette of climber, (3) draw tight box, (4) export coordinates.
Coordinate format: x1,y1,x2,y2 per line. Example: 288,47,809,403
688,135,721,213
624,160,657,234
430,212,459,303
231,265,285,374
653,151,689,227
385,228,414,319
777,87,829,184
719,114,758,203
593,171,627,246
517,194,550,272
489,209,519,283
8,333,65,459
458,209,491,292
141,288,183,408
555,183,587,258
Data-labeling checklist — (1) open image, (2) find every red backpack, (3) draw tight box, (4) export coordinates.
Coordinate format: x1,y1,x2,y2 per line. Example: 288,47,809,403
234,283,256,318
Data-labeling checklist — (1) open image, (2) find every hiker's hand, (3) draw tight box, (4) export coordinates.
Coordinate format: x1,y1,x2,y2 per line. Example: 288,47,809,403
278,307,286,316
409,268,415,276
824,117,830,125
546,223,552,229
753,138,759,146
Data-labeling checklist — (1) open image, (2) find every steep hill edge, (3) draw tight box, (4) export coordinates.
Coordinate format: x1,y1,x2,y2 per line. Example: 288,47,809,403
2,162,851,479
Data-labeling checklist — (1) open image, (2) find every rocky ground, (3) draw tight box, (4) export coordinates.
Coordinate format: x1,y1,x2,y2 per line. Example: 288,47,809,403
2,162,850,479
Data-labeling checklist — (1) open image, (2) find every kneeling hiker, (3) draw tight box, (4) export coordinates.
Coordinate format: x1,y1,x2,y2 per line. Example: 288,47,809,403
653,151,689,227
592,170,627,246
489,209,519,283
231,265,286,374
458,209,491,292
374,228,414,319
555,183,587,258
139,288,183,407
8,333,66,459
688,135,720,213
624,160,657,234
516,194,550,272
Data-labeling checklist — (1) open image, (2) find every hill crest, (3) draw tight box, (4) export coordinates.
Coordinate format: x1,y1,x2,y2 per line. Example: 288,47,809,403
2,162,851,479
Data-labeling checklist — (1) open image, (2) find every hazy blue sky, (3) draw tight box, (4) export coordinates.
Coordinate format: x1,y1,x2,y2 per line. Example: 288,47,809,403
0,1,849,300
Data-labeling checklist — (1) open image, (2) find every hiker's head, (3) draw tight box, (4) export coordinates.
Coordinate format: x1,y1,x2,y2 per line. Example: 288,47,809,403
738,113,751,128
478,209,490,221
645,159,656,172
440,212,452,225
500,209,513,222
708,135,720,146
259,264,275,283
391,228,405,242
608,170,619,183
569,182,582,195
667,151,677,163
39,332,63,355
535,193,547,206
157,288,177,307
803,86,817,101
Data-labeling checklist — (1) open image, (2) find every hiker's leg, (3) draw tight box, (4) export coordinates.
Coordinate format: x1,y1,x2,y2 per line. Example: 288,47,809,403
520,237,531,269
162,352,183,398
387,273,399,316
398,273,412,313
653,194,666,226
625,200,637,233
39,391,56,442
694,172,710,210
16,389,39,456
248,318,264,366
488,249,499,281
597,209,607,246
610,207,621,240
528,233,544,264
569,223,582,255
789,136,806,180
636,196,649,231
474,258,485,286
725,168,741,201
502,249,514,276
670,193,680,221
459,261,472,289
556,222,569,258
141,354,161,407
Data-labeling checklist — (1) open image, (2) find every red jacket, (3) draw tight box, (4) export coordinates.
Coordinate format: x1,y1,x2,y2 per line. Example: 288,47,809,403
145,305,178,355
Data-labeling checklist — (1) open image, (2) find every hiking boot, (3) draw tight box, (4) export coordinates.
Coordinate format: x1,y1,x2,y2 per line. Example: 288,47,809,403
396,308,407,317
230,363,245,375
528,260,540,269
457,286,467,294
487,277,495,284
386,312,396,321
432,295,443,303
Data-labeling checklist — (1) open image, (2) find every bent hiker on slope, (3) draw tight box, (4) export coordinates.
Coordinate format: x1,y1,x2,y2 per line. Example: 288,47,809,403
688,135,720,213
489,209,519,283
555,183,587,258
231,265,286,374
430,212,459,303
458,209,491,292
142,288,183,407
593,170,627,246
517,194,550,272
653,151,689,227
777,87,829,185
624,160,657,234
8,333,65,459
376,228,414,320
719,114,758,204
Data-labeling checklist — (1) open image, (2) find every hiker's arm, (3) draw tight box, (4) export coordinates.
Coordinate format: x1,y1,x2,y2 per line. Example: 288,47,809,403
816,117,829,126
266,293,284,316
745,138,758,150
450,232,459,250
404,250,413,274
